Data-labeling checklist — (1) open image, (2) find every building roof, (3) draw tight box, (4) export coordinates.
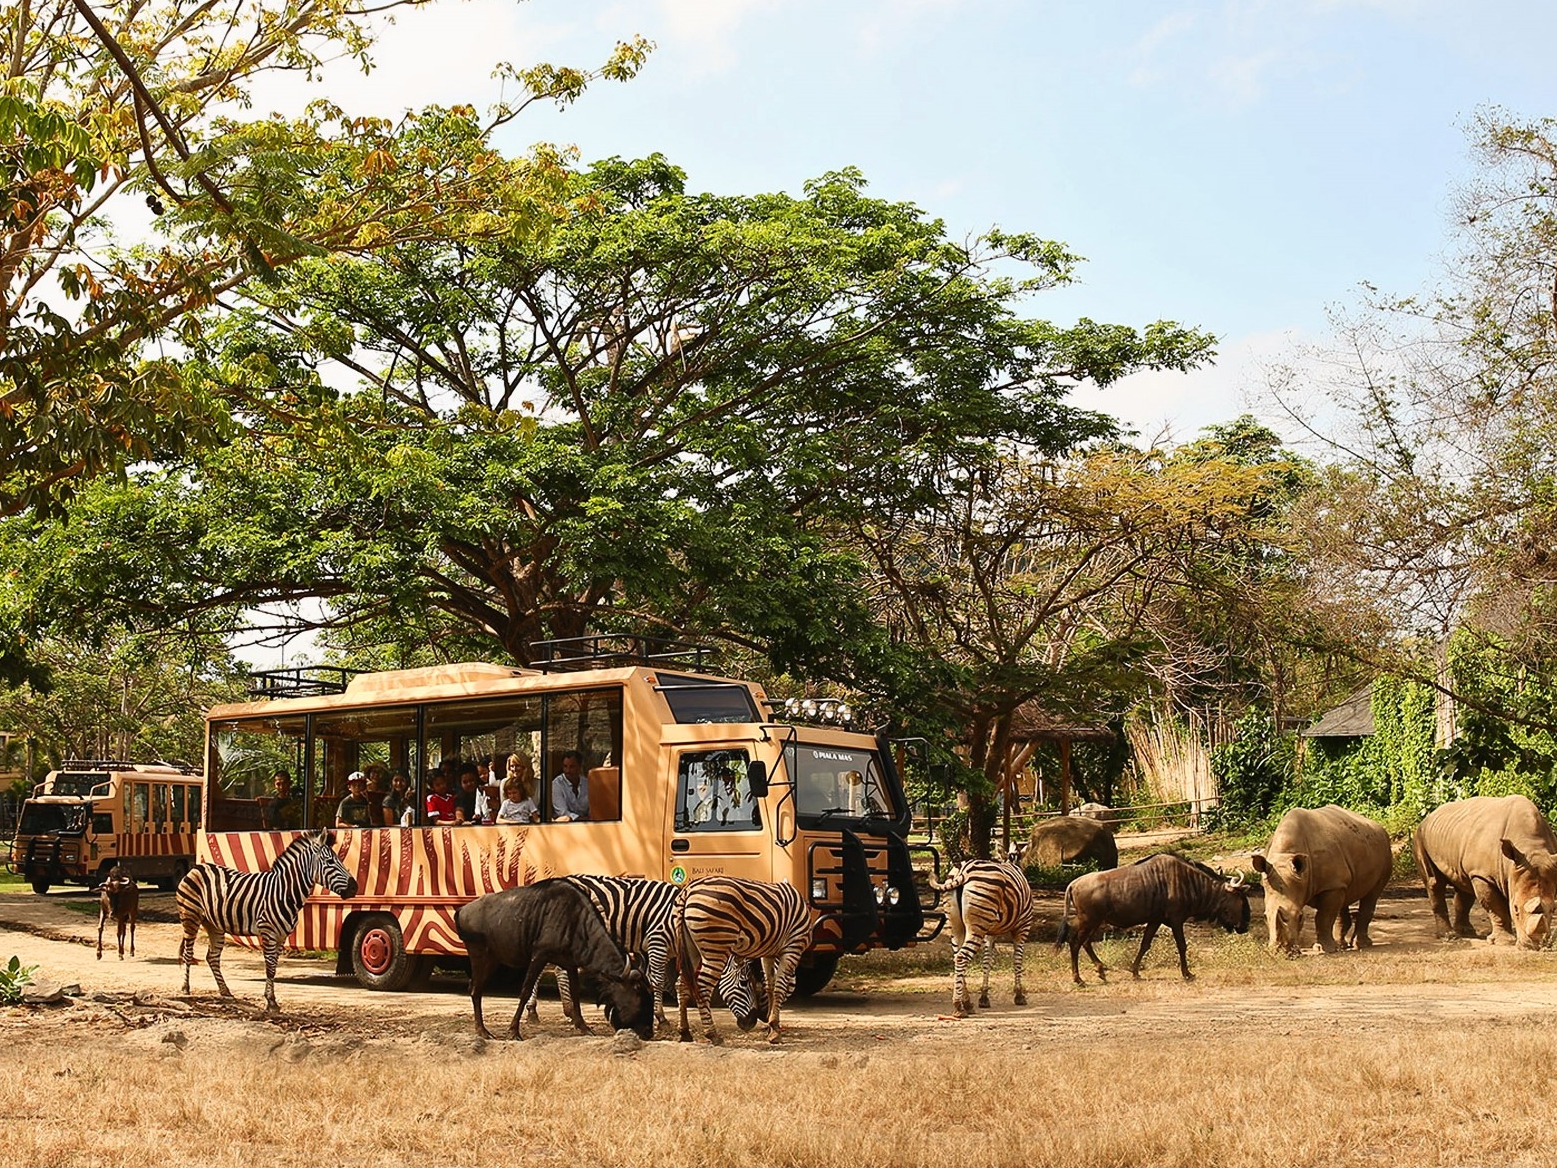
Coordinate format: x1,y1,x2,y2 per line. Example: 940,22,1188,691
1009,704,1115,743
1301,686,1375,738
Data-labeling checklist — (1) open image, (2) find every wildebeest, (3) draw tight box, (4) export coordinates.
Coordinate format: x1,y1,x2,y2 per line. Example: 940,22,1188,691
1414,795,1557,949
930,859,1035,1017
1251,805,1390,954
177,829,358,1013
96,864,139,961
455,879,656,1041
1056,853,1251,984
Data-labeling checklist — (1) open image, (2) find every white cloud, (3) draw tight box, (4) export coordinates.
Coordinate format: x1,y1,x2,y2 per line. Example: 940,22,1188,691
1127,10,1197,87
654,0,778,76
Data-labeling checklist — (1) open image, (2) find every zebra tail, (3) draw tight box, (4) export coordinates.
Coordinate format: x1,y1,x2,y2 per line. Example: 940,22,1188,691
1054,884,1075,950
928,863,967,893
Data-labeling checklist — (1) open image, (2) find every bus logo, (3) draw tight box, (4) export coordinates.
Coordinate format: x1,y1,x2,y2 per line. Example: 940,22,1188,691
670,865,688,885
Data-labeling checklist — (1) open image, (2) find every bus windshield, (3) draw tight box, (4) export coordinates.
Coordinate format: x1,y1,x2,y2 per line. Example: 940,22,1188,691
786,741,897,821
19,803,84,835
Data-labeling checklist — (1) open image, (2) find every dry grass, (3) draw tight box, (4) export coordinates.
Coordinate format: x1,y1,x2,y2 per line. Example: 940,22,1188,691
3,1006,1556,1168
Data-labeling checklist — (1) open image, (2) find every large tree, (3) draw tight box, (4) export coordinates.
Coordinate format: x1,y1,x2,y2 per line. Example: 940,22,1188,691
10,151,1215,671
0,0,647,518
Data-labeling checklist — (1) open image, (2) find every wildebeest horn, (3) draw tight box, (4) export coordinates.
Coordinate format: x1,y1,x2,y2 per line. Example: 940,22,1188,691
1226,872,1245,889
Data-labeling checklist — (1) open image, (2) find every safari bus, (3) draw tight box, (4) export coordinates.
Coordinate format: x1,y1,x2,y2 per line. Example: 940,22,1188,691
9,760,204,893
201,637,943,992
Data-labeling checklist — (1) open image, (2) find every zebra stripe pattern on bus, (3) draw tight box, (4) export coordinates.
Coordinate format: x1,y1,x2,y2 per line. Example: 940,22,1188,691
929,858,1034,1017
523,875,762,1034
675,876,811,1045
177,829,359,1013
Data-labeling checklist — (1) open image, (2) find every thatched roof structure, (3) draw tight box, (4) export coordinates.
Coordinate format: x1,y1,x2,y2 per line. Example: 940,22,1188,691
1008,705,1115,744
1301,686,1375,739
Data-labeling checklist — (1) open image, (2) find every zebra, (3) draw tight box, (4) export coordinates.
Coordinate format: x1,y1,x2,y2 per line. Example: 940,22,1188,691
522,874,762,1035
675,875,812,1045
177,829,359,1013
929,858,1034,1017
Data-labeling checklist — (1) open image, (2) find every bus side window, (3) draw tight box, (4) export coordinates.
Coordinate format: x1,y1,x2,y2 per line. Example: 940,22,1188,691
133,784,150,833
188,788,202,830
152,784,169,832
92,813,113,835
171,784,186,830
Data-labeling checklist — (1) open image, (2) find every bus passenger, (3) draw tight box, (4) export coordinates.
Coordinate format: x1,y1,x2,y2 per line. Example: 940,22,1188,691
454,764,486,825
496,776,538,824
551,751,589,822
365,771,389,824
425,772,456,825
336,772,374,828
384,771,415,826
261,771,302,830
716,765,753,827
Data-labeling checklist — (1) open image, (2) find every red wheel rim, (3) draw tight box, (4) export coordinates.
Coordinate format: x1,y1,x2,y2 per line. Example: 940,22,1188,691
359,927,393,975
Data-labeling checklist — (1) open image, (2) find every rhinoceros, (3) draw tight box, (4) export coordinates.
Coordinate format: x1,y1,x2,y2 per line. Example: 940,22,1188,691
1412,795,1557,949
1250,804,1391,954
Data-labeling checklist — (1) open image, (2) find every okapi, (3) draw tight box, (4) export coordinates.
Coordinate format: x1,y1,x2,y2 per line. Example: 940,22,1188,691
96,864,139,961
1056,853,1251,984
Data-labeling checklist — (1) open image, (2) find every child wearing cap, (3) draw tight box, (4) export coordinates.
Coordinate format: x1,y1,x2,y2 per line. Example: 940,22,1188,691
335,771,375,828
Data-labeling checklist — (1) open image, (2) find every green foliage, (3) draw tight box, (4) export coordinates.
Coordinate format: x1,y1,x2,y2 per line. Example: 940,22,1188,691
1209,711,1294,825
1294,678,1436,816
1023,859,1099,890
0,957,36,1005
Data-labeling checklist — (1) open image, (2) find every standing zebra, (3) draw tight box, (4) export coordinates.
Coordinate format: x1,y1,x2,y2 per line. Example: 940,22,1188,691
675,876,811,1045
930,858,1034,1017
177,829,359,1013
523,874,762,1034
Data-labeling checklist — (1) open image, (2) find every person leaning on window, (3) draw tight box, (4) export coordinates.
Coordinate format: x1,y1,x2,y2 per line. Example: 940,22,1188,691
335,772,375,829
261,770,302,830
550,750,590,822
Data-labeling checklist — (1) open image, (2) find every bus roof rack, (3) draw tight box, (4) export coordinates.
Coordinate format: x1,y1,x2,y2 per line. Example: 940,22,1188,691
57,759,200,774
530,635,716,674
247,666,363,699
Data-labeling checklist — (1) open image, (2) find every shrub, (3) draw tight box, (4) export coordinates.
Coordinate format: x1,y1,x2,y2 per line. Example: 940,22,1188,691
0,956,36,1005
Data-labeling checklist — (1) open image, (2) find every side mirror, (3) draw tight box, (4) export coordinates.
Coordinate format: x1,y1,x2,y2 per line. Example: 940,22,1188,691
747,761,769,798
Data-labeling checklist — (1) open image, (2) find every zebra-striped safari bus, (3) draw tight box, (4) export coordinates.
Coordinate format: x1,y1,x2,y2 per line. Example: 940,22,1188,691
9,760,204,894
202,637,943,993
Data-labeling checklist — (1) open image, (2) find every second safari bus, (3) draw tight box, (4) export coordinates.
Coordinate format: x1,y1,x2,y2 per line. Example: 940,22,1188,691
201,637,942,992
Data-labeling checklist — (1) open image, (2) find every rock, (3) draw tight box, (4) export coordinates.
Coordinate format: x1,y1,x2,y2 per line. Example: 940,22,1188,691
160,1030,187,1048
58,984,81,997
1027,816,1119,869
21,982,66,1006
1069,802,1119,830
611,1029,644,1056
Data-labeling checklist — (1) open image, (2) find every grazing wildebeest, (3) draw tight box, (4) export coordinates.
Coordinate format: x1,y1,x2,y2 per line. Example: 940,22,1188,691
177,829,358,1013
675,876,811,1045
930,859,1035,1017
1414,795,1557,949
522,874,763,1036
1056,853,1251,984
96,864,139,961
455,879,655,1041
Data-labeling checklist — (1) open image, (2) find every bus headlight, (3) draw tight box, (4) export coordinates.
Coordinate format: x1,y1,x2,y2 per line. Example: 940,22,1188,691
888,886,902,906
873,883,886,906
811,877,828,902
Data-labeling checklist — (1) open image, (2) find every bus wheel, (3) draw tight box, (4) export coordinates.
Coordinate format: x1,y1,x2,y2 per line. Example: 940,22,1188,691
792,953,839,998
155,861,189,893
29,879,49,896
350,914,414,992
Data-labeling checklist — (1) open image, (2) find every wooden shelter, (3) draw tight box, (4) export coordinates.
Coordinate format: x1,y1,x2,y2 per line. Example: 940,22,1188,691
998,705,1115,854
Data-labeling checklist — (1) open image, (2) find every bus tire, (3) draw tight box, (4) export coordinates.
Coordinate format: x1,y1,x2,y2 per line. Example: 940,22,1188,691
29,879,49,896
350,914,415,992
155,860,189,893
792,953,839,998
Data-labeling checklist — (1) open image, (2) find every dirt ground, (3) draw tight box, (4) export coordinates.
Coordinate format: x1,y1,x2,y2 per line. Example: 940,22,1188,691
9,872,1557,1164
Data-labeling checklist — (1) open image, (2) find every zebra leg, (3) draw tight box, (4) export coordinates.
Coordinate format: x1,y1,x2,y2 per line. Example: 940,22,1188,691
694,953,725,1045
950,939,971,1016
204,925,232,998
523,969,541,1023
977,933,993,1009
1012,931,1027,1006
262,933,283,1013
1130,923,1161,978
178,920,199,995
559,967,592,1034
765,949,803,1045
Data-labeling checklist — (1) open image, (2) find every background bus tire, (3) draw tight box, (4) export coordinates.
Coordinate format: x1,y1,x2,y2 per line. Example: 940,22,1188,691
29,879,49,895
792,954,839,998
155,861,189,893
350,914,414,991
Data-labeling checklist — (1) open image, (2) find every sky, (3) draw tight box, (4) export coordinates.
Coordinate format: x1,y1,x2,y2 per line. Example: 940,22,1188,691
249,0,1557,446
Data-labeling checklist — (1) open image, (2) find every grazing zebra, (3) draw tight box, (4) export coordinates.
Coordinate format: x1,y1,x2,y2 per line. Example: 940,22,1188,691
675,876,811,1045
930,859,1034,1017
522,875,762,1034
177,829,359,1013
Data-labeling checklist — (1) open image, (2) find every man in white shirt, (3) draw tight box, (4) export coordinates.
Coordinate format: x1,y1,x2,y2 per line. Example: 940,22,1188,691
551,751,590,822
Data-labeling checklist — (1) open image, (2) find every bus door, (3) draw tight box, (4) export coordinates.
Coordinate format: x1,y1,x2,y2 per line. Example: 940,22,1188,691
667,747,768,884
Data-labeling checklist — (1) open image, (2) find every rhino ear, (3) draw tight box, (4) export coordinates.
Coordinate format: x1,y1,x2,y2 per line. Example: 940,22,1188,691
1501,838,1530,868
1250,852,1269,873
1290,854,1307,877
